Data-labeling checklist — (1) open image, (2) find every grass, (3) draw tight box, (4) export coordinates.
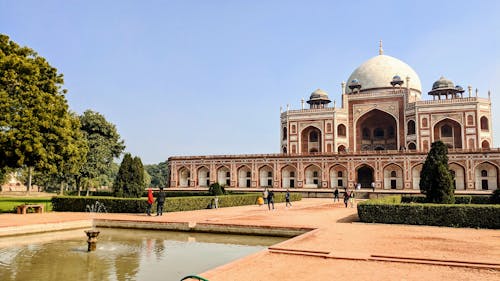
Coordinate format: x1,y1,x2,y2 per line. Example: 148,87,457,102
0,197,53,213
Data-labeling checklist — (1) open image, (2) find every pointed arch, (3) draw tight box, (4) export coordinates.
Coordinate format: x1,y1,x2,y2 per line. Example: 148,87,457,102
197,166,210,187
433,118,462,149
237,165,252,187
448,162,465,190
355,164,374,188
300,126,323,154
411,164,423,190
177,166,191,187
355,109,398,151
258,165,273,187
304,164,321,188
474,161,499,190
329,164,347,188
383,163,403,190
281,165,297,188
216,165,231,186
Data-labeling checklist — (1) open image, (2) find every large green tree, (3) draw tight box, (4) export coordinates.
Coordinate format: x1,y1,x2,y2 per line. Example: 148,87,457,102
420,141,455,204
144,161,168,188
114,153,145,198
0,34,87,191
77,110,125,195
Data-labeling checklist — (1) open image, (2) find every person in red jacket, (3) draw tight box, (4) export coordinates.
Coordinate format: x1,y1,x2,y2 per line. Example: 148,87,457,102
146,188,154,216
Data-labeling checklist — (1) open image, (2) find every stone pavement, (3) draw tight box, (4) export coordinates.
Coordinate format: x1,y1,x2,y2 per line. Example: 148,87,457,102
0,198,499,281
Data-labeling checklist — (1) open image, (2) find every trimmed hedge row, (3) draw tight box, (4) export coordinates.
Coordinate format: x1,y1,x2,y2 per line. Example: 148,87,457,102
401,195,496,204
358,196,500,229
51,192,302,213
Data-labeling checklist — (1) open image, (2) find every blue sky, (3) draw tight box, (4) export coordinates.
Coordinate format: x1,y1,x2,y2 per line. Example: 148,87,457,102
1,0,499,164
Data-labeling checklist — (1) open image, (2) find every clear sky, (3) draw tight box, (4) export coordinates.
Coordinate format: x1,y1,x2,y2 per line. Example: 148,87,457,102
1,0,499,164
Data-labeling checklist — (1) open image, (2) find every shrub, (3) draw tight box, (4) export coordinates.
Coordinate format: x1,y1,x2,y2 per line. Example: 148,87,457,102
208,183,226,196
491,189,500,204
420,141,455,204
52,192,302,213
358,198,500,229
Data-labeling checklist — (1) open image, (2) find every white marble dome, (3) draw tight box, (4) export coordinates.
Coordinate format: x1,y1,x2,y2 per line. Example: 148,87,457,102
345,54,422,93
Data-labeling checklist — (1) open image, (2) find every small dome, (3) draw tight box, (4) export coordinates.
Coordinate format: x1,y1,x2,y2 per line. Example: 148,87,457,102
310,88,329,100
392,75,402,81
455,85,464,92
432,76,455,90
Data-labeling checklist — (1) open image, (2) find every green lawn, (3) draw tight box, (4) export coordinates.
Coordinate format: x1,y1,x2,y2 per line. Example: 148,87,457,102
0,197,53,213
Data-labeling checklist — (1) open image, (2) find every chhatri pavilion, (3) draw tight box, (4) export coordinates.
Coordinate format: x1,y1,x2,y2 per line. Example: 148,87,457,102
167,43,498,192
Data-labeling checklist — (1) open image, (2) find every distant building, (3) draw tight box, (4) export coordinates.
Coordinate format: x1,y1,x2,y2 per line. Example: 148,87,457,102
168,45,498,191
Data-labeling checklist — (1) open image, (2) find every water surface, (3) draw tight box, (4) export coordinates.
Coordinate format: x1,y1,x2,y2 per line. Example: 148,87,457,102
0,228,285,281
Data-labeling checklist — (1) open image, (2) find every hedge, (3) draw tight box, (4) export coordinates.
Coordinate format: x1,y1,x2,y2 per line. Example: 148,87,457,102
401,195,496,204
358,197,500,229
51,192,302,213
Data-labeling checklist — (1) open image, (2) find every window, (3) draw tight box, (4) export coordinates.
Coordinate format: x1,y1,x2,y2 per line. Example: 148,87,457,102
390,171,396,177
481,170,488,177
246,171,251,177
290,172,295,177
407,120,415,135
422,118,428,128
441,125,452,137
480,117,489,131
226,171,230,177
337,124,346,136
283,146,287,153
282,127,288,140
467,115,474,126
388,126,395,138
206,172,210,177
374,128,384,138
408,143,416,150
338,171,343,177
267,171,272,177
310,131,318,142
313,171,318,177
362,128,370,140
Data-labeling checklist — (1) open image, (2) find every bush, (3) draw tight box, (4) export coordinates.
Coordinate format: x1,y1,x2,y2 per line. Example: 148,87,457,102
52,192,302,213
358,197,500,229
491,189,500,204
402,195,493,204
208,183,226,196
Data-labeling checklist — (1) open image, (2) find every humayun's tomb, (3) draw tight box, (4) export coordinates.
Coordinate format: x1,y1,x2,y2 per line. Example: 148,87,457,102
167,44,498,192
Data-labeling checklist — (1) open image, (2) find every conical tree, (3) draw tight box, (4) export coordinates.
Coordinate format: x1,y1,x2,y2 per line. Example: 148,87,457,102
420,141,455,203
113,154,145,198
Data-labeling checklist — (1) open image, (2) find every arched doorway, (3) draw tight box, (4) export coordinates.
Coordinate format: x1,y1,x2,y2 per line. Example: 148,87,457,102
281,165,297,188
217,166,231,186
411,164,423,190
304,164,321,188
259,165,273,187
383,164,403,190
433,118,462,149
475,162,498,190
197,166,210,187
356,165,374,188
356,109,397,151
449,163,465,190
482,140,490,149
237,165,252,187
178,167,191,187
301,126,322,153
329,165,347,188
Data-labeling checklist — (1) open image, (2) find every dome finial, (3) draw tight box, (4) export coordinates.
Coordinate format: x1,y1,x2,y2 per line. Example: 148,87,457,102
379,40,384,55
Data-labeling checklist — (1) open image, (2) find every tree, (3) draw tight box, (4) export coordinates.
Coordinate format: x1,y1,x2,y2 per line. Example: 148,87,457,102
208,183,225,196
114,153,145,198
77,110,125,195
145,161,168,188
420,141,455,203
0,34,87,191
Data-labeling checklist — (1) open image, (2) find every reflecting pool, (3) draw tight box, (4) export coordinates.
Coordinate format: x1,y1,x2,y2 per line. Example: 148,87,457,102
0,228,285,281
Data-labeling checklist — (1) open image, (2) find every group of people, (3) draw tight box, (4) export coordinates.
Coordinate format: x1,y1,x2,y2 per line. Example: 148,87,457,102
333,187,356,208
146,187,166,216
262,188,292,210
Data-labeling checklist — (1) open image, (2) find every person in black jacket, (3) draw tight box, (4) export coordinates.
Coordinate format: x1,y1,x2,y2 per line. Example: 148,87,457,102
156,187,166,216
267,189,275,210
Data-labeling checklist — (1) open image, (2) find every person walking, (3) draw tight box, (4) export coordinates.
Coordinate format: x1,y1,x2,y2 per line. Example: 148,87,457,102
285,189,292,207
156,187,166,216
263,188,269,204
333,188,339,202
343,190,350,208
371,181,375,192
214,195,219,209
146,188,154,216
349,190,356,208
267,189,275,210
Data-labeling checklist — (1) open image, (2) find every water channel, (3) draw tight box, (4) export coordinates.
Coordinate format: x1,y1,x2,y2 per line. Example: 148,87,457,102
0,228,286,281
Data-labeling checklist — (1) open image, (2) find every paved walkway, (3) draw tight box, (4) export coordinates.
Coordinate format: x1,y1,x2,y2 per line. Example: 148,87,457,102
0,198,499,281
